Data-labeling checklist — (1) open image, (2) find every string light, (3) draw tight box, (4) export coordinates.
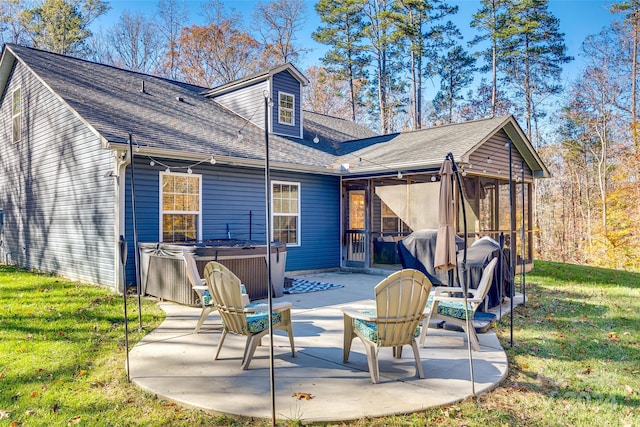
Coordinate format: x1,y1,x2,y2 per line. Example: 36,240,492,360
237,131,244,141
210,155,216,165
313,135,319,144
149,160,155,166
397,171,403,179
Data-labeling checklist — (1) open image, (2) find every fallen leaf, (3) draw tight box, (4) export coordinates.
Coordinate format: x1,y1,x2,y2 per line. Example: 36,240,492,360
0,410,9,419
76,370,87,377
25,409,36,415
68,415,82,425
30,391,38,398
624,384,634,395
10,421,19,427
53,404,59,413
608,332,619,341
582,367,594,375
292,392,313,400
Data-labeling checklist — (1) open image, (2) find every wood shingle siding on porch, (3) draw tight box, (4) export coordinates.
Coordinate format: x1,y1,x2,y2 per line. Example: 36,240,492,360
467,129,532,180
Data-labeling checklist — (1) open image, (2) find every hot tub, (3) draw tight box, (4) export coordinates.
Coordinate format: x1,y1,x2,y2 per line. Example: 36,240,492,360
139,240,287,305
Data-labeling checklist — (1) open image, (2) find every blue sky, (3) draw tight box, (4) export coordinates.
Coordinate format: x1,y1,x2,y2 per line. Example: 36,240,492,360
101,0,619,86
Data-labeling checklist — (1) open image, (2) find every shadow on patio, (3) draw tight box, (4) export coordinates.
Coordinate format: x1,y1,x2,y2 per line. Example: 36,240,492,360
128,271,516,424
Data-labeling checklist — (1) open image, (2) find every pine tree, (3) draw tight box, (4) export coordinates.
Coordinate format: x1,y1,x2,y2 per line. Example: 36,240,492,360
391,0,458,129
312,0,369,122
470,0,509,118
497,0,572,142
20,0,109,55
432,44,476,124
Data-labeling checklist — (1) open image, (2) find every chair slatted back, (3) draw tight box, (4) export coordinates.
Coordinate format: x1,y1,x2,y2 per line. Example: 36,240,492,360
374,269,432,347
470,257,499,311
204,261,249,334
183,252,204,288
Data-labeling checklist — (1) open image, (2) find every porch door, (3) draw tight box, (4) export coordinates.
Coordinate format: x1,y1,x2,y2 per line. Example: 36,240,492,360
344,188,367,267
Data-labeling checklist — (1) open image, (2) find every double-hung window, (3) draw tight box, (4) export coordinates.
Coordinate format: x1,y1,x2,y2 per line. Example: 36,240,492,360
12,87,21,143
272,181,300,245
160,172,201,242
278,92,294,126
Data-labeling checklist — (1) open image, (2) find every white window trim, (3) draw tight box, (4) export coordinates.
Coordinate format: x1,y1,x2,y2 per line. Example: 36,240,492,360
159,171,202,242
278,91,295,126
271,180,301,247
12,86,21,143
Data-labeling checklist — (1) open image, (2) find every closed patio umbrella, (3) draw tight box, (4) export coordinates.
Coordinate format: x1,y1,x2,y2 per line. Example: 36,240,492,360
434,159,457,274
433,153,476,395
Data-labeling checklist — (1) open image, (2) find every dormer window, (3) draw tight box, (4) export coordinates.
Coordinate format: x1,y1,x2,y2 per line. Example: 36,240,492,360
278,92,294,126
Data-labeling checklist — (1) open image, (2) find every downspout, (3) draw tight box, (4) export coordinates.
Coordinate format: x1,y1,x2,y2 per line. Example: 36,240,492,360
112,148,130,293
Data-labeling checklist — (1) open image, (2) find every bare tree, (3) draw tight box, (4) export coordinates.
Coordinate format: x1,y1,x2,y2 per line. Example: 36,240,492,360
0,0,29,45
303,66,353,119
253,0,306,65
157,0,188,80
108,10,163,74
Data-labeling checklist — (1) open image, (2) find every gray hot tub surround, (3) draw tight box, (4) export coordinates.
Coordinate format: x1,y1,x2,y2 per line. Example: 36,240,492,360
139,240,287,305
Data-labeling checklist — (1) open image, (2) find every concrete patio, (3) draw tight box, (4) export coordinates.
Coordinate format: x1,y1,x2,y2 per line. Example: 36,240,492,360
128,270,516,424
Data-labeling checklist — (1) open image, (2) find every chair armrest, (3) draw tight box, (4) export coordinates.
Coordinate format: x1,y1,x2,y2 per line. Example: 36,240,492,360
192,285,208,292
341,307,376,322
433,286,463,295
244,301,292,313
432,295,484,305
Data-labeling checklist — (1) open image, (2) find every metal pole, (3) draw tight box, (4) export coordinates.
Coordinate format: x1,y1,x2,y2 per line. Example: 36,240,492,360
264,93,276,426
508,142,515,347
521,160,526,306
128,134,142,329
119,235,130,383
447,152,475,396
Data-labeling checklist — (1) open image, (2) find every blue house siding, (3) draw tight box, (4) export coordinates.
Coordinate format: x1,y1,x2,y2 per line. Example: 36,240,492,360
0,60,116,286
271,71,302,139
124,158,340,281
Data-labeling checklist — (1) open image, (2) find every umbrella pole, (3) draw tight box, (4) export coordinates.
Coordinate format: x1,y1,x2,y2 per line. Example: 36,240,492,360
447,153,475,396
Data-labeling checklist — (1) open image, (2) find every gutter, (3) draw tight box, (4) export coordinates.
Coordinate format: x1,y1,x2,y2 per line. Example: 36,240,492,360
104,142,343,176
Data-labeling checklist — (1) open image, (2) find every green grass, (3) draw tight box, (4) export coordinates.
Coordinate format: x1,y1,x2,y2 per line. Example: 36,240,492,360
0,261,639,426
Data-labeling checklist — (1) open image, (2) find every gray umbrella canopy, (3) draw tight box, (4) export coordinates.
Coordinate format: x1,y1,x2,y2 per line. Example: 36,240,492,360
434,159,457,272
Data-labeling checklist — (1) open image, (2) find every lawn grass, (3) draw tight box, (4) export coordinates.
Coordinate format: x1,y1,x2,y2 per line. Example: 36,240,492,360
0,261,638,426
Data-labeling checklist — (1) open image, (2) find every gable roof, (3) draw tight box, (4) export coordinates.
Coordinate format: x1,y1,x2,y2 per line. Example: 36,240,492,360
0,44,548,178
335,116,549,178
0,44,352,173
202,62,310,98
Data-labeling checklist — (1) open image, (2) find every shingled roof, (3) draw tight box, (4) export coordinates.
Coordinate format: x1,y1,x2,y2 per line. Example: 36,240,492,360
0,44,548,177
335,115,547,175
